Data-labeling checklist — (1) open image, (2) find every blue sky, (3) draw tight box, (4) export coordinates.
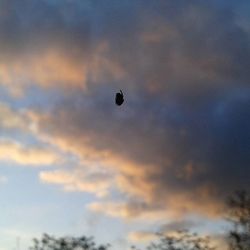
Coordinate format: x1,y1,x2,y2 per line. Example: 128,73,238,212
0,0,249,249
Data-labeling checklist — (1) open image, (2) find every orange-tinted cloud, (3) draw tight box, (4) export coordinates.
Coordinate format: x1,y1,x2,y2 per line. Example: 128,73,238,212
128,231,157,242
87,185,224,221
0,43,125,96
0,139,59,166
0,102,29,131
40,168,114,197
1,0,249,225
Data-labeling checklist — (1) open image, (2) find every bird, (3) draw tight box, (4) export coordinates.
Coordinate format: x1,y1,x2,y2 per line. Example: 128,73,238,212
115,90,124,106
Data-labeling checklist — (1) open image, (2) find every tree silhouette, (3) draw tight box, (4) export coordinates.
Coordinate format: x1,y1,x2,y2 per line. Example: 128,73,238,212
226,190,250,250
29,234,110,250
27,190,250,250
144,230,216,250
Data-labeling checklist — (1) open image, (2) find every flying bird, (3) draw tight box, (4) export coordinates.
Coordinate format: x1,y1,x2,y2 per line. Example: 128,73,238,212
115,90,124,106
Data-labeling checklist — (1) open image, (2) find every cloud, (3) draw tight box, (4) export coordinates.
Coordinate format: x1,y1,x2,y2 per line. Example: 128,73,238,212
0,102,61,168
87,185,223,221
0,42,126,97
0,102,29,131
0,0,126,96
0,139,59,166
40,167,114,197
1,0,249,221
128,231,157,243
0,51,86,96
126,220,201,246
86,201,171,220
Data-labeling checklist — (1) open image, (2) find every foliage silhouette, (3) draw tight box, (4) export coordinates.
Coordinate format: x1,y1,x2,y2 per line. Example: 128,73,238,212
226,190,250,250
142,230,216,250
28,190,250,250
29,234,110,250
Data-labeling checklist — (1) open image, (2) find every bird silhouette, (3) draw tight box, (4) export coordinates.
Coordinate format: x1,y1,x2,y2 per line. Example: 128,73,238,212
115,90,124,106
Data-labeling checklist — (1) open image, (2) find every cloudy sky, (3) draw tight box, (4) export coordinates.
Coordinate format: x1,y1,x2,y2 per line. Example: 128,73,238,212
0,0,249,249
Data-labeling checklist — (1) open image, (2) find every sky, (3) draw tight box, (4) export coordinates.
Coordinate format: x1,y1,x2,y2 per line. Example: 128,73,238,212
0,0,250,249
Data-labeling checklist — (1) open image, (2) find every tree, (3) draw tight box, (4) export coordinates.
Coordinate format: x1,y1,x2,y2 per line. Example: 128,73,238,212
227,190,250,250
28,190,250,250
145,230,216,250
29,234,110,250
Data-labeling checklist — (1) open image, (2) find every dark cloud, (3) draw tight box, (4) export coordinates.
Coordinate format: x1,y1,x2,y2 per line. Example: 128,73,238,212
2,0,249,217
0,0,90,59
35,86,250,217
1,0,250,89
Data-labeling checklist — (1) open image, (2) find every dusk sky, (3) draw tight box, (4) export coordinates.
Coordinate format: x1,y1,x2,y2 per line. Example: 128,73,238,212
0,0,250,249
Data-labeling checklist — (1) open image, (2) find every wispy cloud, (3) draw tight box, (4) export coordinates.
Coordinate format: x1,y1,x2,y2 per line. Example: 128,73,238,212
40,168,114,197
0,139,59,166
